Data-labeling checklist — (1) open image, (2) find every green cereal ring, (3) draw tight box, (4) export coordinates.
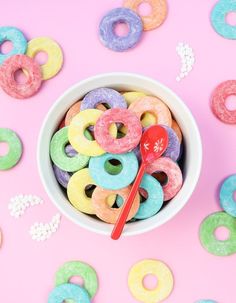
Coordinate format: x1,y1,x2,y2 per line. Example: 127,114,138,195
55,261,98,299
50,127,91,172
0,128,22,170
199,211,236,256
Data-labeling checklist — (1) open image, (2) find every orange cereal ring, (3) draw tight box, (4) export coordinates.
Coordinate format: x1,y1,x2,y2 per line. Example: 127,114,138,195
129,96,172,127
123,0,168,31
171,119,182,143
65,101,107,126
92,186,140,224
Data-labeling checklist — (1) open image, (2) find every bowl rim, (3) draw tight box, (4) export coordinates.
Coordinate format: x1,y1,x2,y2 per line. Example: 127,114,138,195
37,72,202,237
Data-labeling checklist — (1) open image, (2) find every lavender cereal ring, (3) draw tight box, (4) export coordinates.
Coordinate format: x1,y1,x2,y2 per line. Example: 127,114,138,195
81,87,127,111
53,164,71,189
99,7,143,52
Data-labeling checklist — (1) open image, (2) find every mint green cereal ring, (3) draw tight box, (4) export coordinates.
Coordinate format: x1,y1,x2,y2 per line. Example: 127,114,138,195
199,211,236,256
0,128,22,170
50,127,91,172
55,261,98,299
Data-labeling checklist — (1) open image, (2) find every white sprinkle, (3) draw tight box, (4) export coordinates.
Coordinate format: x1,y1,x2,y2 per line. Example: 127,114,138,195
176,42,195,81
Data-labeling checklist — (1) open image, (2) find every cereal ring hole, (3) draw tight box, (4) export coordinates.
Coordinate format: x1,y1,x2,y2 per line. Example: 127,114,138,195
69,275,84,287
226,11,236,26
85,184,96,198
142,274,158,290
141,112,157,127
113,21,130,37
34,51,48,65
152,171,168,186
105,158,123,175
233,191,236,201
138,2,153,16
139,187,148,203
214,226,230,241
0,40,13,54
14,69,28,84
0,142,9,156
225,95,236,111
96,102,110,110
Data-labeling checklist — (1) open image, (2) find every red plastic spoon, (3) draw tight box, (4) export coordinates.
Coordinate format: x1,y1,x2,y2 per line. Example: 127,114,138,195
111,125,169,240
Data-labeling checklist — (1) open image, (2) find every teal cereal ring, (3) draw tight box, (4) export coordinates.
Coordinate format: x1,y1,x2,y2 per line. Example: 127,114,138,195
199,211,236,256
211,0,236,40
55,261,98,298
48,283,90,303
0,128,22,170
220,174,236,217
50,127,91,172
195,300,218,303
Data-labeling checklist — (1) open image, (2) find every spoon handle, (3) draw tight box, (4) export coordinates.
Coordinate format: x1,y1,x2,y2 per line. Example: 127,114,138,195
111,162,146,240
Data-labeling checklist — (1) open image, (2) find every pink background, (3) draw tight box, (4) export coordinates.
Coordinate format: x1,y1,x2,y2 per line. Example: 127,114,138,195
0,0,236,302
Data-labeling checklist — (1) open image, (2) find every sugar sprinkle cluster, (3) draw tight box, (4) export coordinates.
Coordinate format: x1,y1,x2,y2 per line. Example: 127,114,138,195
8,194,43,218
176,42,195,82
29,214,61,242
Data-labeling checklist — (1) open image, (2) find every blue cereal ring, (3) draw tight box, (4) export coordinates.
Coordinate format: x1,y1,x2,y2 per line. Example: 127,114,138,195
81,87,127,111
48,283,90,303
0,26,27,64
211,0,236,39
220,174,236,217
195,300,218,303
117,174,164,219
89,152,138,190
99,7,143,52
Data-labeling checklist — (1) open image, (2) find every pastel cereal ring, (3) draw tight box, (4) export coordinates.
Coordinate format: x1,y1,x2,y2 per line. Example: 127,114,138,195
128,96,172,127
26,37,63,80
123,91,156,128
81,87,127,111
48,283,90,303
128,259,174,303
67,168,115,214
171,119,182,143
0,26,27,64
124,0,168,31
68,109,117,156
146,157,183,201
65,101,106,126
94,108,142,154
211,80,236,124
89,152,139,190
92,186,140,224
0,54,42,99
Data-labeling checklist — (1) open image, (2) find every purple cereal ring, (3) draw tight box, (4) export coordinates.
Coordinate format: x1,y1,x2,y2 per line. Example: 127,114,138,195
53,164,71,188
161,125,180,161
81,87,127,111
94,108,142,154
146,157,183,201
99,7,143,52
0,54,42,99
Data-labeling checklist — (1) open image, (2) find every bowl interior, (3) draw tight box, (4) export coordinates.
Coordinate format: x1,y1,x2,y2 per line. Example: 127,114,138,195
38,73,202,236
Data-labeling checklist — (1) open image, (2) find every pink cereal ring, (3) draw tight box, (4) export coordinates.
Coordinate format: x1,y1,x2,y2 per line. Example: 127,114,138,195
94,108,142,154
146,157,183,201
129,96,172,127
0,54,42,99
92,186,140,224
211,80,236,124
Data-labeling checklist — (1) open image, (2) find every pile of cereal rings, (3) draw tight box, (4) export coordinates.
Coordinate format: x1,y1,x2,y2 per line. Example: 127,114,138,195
50,88,184,225
0,26,63,99
199,174,236,256
99,0,168,51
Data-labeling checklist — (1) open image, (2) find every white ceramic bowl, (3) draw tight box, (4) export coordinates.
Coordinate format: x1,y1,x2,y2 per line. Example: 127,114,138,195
38,73,202,236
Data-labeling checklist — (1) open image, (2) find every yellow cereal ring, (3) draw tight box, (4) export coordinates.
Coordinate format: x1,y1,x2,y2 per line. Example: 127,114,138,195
171,119,182,143
128,259,174,303
68,109,117,157
26,37,63,80
123,92,156,128
67,168,115,214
